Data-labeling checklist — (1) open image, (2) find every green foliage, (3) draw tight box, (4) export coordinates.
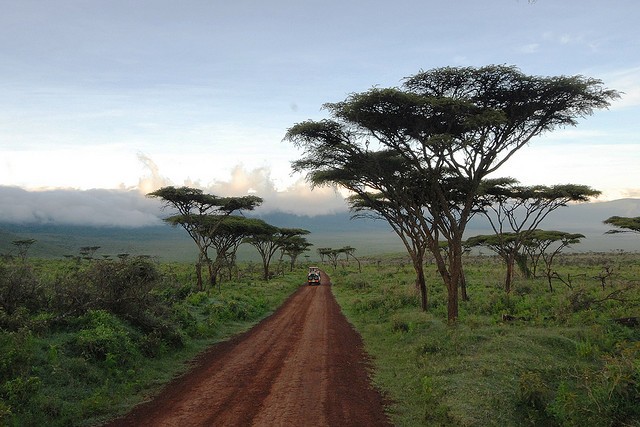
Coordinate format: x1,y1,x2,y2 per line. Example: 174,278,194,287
0,262,43,319
70,310,141,365
2,375,42,409
547,341,640,426
0,256,301,426
331,253,640,426
604,216,640,234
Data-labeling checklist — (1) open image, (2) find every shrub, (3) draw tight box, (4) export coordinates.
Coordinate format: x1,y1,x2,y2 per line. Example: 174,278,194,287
0,262,43,318
1,376,42,408
88,257,161,316
69,310,140,367
0,328,36,381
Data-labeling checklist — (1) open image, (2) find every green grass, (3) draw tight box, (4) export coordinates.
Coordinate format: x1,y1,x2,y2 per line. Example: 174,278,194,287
329,253,640,426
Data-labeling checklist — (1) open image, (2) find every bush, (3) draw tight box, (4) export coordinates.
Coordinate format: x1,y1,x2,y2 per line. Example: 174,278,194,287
0,262,43,319
87,257,161,316
48,256,166,323
1,376,42,408
0,328,39,422
516,370,553,424
0,328,36,382
69,310,140,367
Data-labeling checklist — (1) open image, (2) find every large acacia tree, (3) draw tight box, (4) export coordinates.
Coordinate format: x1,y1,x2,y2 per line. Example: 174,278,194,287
147,186,262,290
286,65,617,322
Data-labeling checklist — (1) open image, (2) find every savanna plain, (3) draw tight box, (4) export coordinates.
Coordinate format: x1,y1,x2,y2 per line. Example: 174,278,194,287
0,248,638,426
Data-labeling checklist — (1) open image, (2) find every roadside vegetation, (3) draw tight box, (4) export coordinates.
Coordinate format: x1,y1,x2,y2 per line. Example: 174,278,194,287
0,251,301,426
330,252,639,426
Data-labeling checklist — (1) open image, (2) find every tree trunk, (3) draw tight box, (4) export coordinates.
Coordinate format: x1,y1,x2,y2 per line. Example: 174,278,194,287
447,278,459,323
505,254,514,294
447,248,462,323
446,238,465,323
195,261,203,291
411,256,428,311
460,269,469,301
207,259,217,289
261,252,272,280
431,242,459,322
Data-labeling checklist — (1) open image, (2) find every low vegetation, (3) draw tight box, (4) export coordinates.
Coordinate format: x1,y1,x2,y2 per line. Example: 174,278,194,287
0,253,301,426
330,252,639,426
2,240,638,426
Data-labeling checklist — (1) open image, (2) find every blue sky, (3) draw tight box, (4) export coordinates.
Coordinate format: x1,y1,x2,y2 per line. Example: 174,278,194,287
0,0,639,223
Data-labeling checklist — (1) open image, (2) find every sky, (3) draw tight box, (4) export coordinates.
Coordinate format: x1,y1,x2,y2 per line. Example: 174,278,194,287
0,0,639,226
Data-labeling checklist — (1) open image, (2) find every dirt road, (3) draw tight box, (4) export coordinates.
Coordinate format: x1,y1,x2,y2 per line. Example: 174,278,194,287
106,273,392,426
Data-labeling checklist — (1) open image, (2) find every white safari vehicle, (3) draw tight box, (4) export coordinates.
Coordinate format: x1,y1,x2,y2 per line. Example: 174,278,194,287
307,266,321,286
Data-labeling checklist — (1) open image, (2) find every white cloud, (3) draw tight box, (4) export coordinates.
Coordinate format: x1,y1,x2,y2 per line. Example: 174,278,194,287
519,43,539,54
0,159,349,227
137,152,172,194
492,142,640,202
204,166,349,216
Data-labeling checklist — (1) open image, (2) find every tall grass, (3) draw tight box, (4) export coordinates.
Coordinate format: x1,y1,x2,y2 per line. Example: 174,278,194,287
330,252,640,426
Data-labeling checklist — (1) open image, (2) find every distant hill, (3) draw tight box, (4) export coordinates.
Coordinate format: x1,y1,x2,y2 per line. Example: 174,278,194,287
0,198,638,261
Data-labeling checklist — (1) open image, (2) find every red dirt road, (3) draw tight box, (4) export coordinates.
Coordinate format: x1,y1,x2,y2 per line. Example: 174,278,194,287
106,273,392,426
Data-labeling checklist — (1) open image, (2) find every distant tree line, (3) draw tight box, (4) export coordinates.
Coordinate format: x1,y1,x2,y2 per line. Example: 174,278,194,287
147,186,311,289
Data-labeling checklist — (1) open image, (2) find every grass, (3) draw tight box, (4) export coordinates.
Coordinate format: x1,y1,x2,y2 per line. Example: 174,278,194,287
329,252,640,426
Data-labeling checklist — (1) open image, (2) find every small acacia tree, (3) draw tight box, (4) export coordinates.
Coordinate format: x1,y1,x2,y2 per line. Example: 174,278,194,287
204,216,272,287
245,226,310,280
147,186,262,290
280,235,312,271
522,230,585,291
340,246,361,273
12,239,36,264
478,180,600,293
321,248,342,271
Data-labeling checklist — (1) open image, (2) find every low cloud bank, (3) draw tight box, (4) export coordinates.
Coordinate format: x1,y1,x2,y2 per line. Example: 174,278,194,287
0,162,349,227
0,186,163,227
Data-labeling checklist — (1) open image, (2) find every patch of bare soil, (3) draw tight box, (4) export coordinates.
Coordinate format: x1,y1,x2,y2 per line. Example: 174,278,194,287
105,272,392,426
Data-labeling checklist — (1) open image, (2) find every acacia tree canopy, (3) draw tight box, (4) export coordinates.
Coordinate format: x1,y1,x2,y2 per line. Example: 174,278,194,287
245,226,310,280
604,216,640,234
286,65,617,322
